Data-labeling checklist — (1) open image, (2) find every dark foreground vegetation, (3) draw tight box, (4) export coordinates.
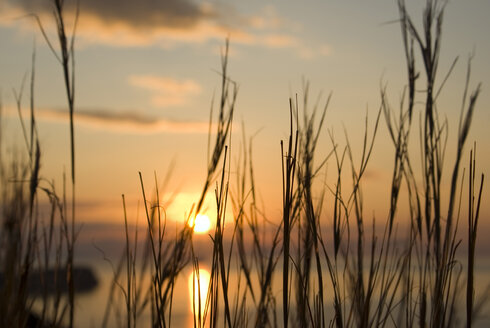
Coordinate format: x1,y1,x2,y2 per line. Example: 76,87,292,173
0,0,487,327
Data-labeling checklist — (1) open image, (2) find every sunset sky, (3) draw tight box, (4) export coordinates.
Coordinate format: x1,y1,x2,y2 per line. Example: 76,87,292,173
1,0,490,251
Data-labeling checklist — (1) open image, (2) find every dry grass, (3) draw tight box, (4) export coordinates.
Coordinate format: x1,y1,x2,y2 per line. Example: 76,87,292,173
0,0,488,327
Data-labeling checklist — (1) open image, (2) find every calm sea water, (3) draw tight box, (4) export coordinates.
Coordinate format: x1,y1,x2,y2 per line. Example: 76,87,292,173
55,256,490,328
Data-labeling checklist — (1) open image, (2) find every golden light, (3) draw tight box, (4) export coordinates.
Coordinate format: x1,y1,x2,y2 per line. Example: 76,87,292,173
188,268,211,317
189,214,212,234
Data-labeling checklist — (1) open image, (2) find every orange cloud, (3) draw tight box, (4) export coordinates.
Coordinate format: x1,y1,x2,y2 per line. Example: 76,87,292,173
73,14,254,48
260,34,297,48
1,0,253,47
16,107,213,134
129,75,202,108
8,0,211,29
2,1,331,59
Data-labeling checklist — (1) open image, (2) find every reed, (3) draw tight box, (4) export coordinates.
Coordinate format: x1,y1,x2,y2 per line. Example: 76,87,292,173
0,44,76,328
1,0,488,327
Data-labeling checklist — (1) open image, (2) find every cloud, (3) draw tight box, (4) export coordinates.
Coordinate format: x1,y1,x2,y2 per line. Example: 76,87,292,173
34,107,212,134
247,5,292,31
298,44,332,59
259,34,297,48
11,0,211,29
2,0,252,47
128,75,202,108
2,1,331,59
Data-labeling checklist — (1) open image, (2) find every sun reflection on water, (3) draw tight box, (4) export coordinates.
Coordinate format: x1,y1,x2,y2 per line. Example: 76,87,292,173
188,268,211,320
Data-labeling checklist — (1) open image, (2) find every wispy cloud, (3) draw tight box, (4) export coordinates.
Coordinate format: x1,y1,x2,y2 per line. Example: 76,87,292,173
128,75,202,108
2,1,331,59
2,0,252,46
298,44,332,59
247,6,286,31
9,0,212,29
24,107,212,134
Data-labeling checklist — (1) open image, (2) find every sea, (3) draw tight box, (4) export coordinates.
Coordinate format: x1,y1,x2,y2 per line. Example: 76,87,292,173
32,255,490,328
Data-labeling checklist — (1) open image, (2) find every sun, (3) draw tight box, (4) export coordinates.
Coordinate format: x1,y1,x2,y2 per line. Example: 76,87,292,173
189,214,212,234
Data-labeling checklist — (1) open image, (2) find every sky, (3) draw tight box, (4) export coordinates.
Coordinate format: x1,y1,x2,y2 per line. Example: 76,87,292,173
1,0,490,253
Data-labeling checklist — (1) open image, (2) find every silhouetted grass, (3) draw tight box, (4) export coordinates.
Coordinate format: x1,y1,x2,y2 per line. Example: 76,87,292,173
1,0,488,327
